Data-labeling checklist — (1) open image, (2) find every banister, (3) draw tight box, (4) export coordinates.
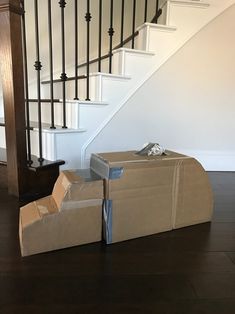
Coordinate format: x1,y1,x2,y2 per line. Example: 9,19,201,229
0,0,28,196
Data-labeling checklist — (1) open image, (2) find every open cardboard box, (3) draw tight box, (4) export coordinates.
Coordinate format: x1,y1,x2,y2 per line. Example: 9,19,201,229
19,169,104,256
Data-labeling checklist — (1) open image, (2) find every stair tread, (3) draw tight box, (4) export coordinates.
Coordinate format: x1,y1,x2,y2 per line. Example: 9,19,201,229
137,23,177,32
90,72,131,80
65,100,109,106
113,48,155,56
168,0,209,7
30,121,86,133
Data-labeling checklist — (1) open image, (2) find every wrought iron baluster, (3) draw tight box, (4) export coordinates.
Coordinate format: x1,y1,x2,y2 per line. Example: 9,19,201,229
132,0,136,49
98,0,102,72
108,0,114,74
34,0,44,162
21,0,32,164
74,0,79,100
155,0,159,23
48,0,56,129
85,0,91,100
144,0,148,23
120,0,124,47
59,0,67,128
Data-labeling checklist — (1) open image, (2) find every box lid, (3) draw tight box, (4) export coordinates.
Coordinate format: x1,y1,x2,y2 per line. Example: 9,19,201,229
90,150,192,179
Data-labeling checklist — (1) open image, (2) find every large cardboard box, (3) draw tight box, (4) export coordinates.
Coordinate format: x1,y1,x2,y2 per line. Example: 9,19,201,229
19,169,104,256
90,151,213,244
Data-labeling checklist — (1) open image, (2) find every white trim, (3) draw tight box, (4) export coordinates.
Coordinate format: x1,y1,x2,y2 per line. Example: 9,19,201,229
168,0,209,8
32,128,86,134
170,149,235,171
64,100,109,106
137,23,177,32
89,72,131,80
113,47,155,56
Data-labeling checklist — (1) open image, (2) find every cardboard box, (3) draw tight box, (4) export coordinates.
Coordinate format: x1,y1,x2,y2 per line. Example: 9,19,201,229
19,169,104,257
52,169,104,209
90,151,213,244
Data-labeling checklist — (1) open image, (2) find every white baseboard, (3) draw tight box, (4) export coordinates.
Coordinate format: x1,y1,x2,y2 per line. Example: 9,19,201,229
171,149,235,171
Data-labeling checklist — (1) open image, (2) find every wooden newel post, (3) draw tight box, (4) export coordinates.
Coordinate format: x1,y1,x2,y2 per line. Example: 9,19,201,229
0,0,28,197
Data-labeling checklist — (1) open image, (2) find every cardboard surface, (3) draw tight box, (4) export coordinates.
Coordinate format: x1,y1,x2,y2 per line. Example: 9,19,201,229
19,170,104,257
91,150,213,244
53,169,104,209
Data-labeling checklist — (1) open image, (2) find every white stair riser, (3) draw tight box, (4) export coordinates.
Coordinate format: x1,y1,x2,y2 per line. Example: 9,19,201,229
136,25,177,54
28,101,80,129
112,50,154,76
166,1,209,30
30,129,85,169
42,75,131,103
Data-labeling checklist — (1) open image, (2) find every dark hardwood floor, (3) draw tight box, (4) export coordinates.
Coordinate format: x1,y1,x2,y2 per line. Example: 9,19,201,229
0,172,235,314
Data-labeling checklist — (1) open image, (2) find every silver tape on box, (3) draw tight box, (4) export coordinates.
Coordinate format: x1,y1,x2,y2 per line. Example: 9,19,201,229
103,199,113,244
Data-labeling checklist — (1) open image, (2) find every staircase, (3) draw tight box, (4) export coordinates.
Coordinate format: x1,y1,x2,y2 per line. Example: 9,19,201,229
0,0,235,174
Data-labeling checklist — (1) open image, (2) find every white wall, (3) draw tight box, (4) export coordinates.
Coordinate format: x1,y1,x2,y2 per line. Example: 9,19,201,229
86,4,235,171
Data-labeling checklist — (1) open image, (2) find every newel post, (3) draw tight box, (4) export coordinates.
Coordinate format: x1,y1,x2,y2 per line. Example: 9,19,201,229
0,0,28,196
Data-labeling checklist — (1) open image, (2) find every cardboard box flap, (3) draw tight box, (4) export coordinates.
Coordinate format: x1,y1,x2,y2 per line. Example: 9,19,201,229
36,196,58,217
20,202,41,228
20,196,58,228
53,169,104,209
52,172,73,209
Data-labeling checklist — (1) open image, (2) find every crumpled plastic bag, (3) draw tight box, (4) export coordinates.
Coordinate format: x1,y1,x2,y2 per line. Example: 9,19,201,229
136,142,166,156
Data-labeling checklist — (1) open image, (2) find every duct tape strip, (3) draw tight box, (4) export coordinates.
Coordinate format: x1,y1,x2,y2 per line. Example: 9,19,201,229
90,154,124,180
109,167,124,180
103,199,113,244
171,160,183,228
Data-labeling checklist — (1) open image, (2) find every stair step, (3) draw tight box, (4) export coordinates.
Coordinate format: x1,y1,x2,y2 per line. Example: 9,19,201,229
166,0,210,30
112,47,155,76
137,23,177,33
65,99,109,107
90,72,131,80
168,0,209,8
136,22,177,52
113,47,155,56
28,100,109,130
28,157,65,171
31,124,86,133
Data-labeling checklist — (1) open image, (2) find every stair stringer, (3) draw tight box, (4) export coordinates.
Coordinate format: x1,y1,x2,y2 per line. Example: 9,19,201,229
80,0,235,168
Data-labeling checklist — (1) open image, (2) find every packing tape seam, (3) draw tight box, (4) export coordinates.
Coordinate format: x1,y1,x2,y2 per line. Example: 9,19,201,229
171,160,183,229
108,156,192,164
61,199,103,210
103,199,112,244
